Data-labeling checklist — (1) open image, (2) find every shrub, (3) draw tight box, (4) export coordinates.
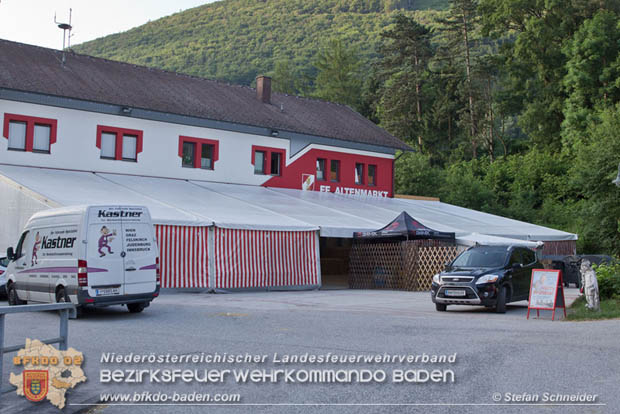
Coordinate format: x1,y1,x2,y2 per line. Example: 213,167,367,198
594,262,620,300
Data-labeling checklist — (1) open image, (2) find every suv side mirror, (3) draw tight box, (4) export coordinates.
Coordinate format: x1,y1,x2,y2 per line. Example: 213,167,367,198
6,247,14,261
444,262,452,272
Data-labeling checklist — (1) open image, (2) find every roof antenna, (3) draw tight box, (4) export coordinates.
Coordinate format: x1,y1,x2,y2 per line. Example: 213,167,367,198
54,8,72,64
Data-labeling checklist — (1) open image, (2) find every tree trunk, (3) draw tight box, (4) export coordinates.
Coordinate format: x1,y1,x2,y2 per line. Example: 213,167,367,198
487,77,494,161
414,48,423,148
461,5,477,158
448,112,452,144
498,118,507,158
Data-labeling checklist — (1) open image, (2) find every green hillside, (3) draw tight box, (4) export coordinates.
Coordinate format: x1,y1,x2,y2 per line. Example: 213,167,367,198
73,0,448,85
73,0,620,256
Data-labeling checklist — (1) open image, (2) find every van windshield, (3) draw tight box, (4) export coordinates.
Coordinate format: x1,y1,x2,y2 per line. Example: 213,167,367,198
451,246,508,268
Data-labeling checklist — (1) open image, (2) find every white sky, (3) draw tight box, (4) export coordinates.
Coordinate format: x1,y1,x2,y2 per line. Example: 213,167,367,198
0,0,216,49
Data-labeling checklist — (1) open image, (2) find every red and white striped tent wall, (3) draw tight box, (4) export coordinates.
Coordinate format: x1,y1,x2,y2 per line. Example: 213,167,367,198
154,225,210,289
154,225,321,290
214,228,319,289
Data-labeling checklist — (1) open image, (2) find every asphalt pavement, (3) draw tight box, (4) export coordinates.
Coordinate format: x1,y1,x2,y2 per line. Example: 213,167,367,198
0,288,617,414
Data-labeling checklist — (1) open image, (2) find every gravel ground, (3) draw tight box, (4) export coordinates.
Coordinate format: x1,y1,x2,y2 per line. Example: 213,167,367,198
0,288,617,414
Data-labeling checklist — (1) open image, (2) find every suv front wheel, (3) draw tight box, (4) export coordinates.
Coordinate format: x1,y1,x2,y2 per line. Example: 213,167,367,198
495,286,507,313
435,303,447,312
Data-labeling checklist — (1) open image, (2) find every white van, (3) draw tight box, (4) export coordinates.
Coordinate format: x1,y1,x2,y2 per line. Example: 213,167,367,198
5,205,160,313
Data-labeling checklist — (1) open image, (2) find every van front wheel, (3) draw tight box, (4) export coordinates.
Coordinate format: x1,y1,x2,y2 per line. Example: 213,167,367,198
127,303,146,313
8,284,24,306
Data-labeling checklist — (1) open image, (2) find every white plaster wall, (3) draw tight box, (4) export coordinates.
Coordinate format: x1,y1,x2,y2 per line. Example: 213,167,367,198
0,99,392,185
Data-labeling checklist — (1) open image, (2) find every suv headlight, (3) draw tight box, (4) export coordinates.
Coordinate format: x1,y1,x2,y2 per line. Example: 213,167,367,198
476,274,499,285
432,274,441,284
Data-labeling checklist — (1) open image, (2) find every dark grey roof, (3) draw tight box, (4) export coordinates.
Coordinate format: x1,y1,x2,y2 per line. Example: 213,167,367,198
0,39,411,151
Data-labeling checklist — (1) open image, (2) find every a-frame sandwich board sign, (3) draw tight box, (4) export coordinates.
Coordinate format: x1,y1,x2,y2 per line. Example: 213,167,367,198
527,269,566,321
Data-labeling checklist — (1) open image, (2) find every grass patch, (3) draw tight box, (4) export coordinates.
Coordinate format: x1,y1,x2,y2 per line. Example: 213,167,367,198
566,296,620,321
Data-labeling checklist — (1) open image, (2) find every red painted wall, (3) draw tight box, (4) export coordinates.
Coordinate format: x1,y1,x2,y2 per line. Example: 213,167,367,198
263,148,394,197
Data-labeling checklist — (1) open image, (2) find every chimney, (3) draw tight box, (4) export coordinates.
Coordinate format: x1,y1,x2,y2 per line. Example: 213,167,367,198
256,75,272,104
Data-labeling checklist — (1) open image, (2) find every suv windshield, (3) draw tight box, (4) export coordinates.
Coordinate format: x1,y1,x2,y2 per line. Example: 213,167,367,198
451,246,508,268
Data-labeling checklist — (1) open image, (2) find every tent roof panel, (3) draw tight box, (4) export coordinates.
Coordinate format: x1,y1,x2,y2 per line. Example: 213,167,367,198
0,165,577,241
0,165,202,225
196,182,383,233
270,189,577,241
456,233,543,248
395,199,576,240
98,174,317,231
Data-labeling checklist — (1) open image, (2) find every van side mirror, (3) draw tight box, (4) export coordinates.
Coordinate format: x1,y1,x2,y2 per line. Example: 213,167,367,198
6,247,14,261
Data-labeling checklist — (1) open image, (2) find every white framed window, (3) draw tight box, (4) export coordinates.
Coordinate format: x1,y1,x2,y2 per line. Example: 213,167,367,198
270,152,282,176
33,124,51,152
122,135,137,161
355,163,364,185
330,160,340,182
368,164,377,186
201,144,214,170
7,121,27,151
254,150,266,174
100,132,116,159
182,141,195,167
316,158,326,181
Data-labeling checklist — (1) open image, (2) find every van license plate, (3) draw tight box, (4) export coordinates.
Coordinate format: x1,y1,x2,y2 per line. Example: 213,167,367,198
96,288,120,296
445,289,466,297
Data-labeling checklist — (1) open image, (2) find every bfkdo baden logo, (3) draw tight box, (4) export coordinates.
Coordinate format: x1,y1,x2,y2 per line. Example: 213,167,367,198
10,339,86,409
23,370,48,402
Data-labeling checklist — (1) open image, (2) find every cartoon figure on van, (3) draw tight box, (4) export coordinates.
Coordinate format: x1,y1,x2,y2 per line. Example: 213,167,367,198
32,232,41,266
98,226,116,257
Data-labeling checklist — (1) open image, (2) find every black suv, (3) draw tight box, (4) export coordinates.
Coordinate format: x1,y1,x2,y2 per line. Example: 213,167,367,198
430,245,542,313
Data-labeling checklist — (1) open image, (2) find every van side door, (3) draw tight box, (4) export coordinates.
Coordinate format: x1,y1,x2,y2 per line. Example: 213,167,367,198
120,209,157,295
44,226,80,303
22,230,51,303
86,213,125,298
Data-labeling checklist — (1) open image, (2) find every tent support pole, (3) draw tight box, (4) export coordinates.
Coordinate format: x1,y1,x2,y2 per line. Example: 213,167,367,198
208,226,216,291
315,231,322,289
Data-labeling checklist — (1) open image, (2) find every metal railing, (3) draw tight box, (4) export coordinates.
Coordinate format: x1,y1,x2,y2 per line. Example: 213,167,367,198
0,303,76,396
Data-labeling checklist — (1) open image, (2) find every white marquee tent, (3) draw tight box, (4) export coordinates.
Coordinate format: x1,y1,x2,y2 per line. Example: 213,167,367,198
0,165,577,290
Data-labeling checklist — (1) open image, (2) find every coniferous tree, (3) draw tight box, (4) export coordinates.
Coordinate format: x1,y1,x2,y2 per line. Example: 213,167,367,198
562,10,620,146
437,0,481,158
313,38,362,109
377,15,433,149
